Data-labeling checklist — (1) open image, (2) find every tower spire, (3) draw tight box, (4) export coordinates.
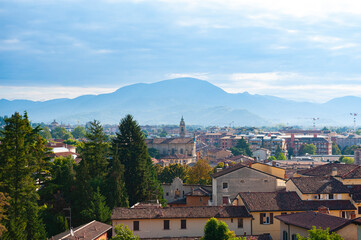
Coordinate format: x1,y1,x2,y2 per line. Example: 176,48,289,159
179,116,186,138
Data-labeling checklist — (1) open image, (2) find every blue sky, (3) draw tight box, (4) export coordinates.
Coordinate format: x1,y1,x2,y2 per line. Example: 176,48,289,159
2,0,361,102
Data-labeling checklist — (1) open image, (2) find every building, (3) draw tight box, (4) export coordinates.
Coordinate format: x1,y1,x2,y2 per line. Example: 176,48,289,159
205,148,233,163
211,164,286,206
248,135,287,156
162,177,212,204
168,187,211,207
179,116,185,138
335,134,361,149
282,134,332,155
50,220,112,240
220,135,245,149
253,148,271,161
355,148,361,165
232,191,356,240
275,211,361,240
111,206,253,239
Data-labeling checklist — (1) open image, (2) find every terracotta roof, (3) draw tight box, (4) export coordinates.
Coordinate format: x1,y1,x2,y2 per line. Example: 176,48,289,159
297,163,358,177
347,185,361,202
50,152,78,158
238,192,306,212
289,177,349,194
111,206,252,220
238,192,356,212
51,220,112,240
302,200,356,211
342,166,361,179
145,138,194,145
275,211,350,232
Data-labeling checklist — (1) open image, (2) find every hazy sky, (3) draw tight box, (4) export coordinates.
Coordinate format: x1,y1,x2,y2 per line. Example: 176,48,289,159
2,0,361,102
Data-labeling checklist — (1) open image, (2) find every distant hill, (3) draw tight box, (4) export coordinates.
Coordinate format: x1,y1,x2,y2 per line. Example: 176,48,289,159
0,78,360,126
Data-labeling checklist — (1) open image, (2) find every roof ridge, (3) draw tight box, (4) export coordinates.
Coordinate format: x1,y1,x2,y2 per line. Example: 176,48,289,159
60,220,96,239
341,165,360,178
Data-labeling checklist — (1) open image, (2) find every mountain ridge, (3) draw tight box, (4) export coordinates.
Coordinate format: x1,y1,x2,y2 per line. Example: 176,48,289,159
0,77,360,126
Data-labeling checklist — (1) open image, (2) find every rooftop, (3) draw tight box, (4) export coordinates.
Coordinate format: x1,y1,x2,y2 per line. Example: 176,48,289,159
289,176,349,194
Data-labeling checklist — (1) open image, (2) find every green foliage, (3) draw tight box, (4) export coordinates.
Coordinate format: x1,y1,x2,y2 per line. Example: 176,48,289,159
158,164,189,183
230,138,252,157
287,147,294,159
0,112,47,240
202,218,235,240
342,145,358,155
297,226,343,240
51,127,73,140
40,126,52,140
268,156,276,160
71,126,86,139
187,159,212,185
332,142,341,155
212,162,225,173
148,148,160,159
275,146,286,160
112,114,164,206
112,224,139,240
299,144,317,155
81,187,111,223
339,156,354,164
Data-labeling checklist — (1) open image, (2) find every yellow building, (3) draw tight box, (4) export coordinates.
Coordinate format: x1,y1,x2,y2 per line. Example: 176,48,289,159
251,162,286,180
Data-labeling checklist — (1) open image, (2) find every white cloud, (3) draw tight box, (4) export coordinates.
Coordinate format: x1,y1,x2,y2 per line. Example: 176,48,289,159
165,73,209,80
0,86,119,101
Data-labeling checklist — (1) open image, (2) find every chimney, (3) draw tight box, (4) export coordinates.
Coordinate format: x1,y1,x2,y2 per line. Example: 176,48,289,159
318,206,329,214
332,167,337,176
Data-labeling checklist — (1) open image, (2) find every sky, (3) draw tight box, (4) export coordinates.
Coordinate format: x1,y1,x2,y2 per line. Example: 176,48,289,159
2,0,361,102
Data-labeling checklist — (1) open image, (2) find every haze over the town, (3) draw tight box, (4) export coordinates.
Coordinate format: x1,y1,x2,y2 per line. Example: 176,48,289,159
2,0,361,102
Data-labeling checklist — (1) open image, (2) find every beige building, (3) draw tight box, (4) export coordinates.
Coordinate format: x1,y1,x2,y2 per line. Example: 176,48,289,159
111,206,253,239
276,211,361,240
145,138,196,162
211,164,286,206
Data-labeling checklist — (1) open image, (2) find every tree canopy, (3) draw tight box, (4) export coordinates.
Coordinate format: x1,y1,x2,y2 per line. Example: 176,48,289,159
332,142,341,155
299,144,317,155
297,226,343,240
187,159,212,185
230,138,252,157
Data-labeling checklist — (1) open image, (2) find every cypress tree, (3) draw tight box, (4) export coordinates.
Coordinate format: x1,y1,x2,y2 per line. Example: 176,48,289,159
0,112,47,240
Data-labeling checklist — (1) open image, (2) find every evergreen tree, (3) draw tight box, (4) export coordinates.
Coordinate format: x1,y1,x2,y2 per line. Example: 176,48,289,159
81,187,111,223
105,145,128,209
230,138,252,157
275,146,286,160
332,142,341,155
112,115,163,206
40,126,52,140
79,120,109,179
0,112,46,240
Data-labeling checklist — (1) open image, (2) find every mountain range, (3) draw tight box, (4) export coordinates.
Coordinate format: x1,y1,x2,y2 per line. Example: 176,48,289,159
0,78,360,126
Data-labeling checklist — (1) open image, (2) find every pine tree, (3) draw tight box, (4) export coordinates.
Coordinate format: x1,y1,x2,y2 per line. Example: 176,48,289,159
0,112,47,240
112,115,163,206
81,187,111,223
80,120,109,180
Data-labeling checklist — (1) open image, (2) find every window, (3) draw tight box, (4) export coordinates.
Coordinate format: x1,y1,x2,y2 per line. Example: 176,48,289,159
133,221,139,231
260,213,273,225
223,182,228,189
358,207,361,215
282,231,288,240
292,234,297,240
238,219,243,228
329,194,334,199
164,220,170,230
181,220,186,229
166,192,169,196
222,196,230,205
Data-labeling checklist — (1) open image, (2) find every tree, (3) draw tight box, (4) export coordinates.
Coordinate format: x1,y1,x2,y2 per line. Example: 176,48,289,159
297,226,343,240
275,146,286,160
0,112,47,240
230,138,252,157
79,120,109,180
112,224,139,240
72,126,86,139
332,142,341,155
203,218,234,240
339,156,354,164
51,127,68,139
40,126,52,140
148,148,160,159
299,144,317,155
0,193,9,237
159,164,189,183
81,187,111,223
287,147,294,159
187,159,212,185
268,156,276,161
342,145,358,155
112,115,163,206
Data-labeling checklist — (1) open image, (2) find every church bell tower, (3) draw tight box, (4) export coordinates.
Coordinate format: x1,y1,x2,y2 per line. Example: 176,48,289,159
179,116,186,138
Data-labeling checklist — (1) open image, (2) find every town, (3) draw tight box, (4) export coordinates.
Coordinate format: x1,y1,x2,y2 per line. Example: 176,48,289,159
1,114,361,240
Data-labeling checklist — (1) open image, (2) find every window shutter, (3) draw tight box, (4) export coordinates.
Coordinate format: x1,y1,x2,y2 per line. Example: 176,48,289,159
270,213,274,224
260,213,264,224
